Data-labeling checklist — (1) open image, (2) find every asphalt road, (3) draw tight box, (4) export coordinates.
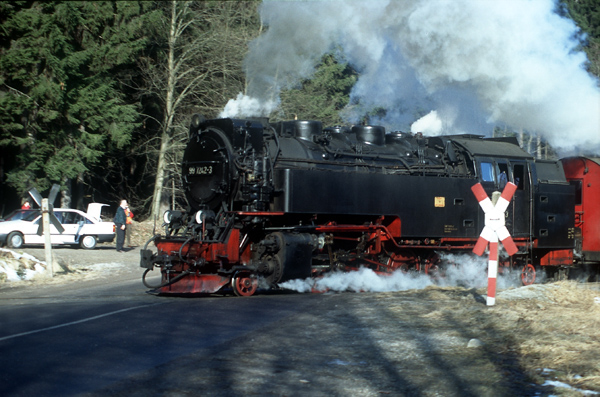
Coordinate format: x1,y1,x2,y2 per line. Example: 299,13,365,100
0,260,320,396
0,246,549,396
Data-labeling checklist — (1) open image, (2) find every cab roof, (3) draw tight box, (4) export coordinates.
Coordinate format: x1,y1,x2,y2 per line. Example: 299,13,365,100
450,135,534,159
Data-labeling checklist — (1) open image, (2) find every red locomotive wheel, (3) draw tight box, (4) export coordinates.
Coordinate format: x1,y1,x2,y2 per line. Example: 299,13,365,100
521,264,536,286
387,250,416,273
424,253,443,278
232,274,258,297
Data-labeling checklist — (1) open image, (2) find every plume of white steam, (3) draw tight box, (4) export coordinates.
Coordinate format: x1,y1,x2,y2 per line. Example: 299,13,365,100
220,93,278,118
411,110,443,135
278,254,523,294
225,0,599,153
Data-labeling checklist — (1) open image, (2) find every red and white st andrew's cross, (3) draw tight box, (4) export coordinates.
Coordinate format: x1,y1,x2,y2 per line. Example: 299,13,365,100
471,182,518,306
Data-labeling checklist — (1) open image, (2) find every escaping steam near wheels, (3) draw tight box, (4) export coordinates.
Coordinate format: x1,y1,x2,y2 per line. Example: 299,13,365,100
221,0,600,154
278,253,526,294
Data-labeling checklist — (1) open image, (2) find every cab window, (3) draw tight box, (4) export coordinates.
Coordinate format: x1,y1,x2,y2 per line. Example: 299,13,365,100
497,162,509,188
512,164,526,190
480,162,495,182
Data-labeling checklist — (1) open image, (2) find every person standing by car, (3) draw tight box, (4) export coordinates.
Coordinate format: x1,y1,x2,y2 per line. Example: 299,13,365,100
125,204,134,248
114,199,127,252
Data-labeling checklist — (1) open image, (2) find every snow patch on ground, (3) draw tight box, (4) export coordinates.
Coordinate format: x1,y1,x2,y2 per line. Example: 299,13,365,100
542,379,600,395
0,248,124,283
497,284,555,301
0,248,47,281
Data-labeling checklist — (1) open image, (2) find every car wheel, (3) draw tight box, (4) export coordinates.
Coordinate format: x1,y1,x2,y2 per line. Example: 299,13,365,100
80,235,97,250
7,232,24,249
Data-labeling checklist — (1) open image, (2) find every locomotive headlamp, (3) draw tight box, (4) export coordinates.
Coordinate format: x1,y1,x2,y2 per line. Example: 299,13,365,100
163,210,183,224
195,209,215,225
195,210,205,224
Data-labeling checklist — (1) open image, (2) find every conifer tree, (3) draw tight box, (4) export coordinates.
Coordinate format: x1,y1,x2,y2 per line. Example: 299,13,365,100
278,54,356,126
563,0,600,77
0,1,147,207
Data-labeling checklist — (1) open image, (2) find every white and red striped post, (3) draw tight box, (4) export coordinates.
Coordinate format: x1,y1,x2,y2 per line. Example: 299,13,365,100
471,182,518,306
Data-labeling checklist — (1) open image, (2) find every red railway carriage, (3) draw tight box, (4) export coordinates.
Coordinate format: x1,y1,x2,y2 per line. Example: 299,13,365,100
561,157,600,265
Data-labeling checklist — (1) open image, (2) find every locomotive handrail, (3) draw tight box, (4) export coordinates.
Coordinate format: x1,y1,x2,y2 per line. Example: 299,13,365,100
236,211,285,216
275,154,447,168
321,144,414,170
275,156,451,176
266,125,281,166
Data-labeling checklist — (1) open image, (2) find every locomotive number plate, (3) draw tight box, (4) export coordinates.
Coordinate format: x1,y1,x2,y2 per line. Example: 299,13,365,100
188,166,213,175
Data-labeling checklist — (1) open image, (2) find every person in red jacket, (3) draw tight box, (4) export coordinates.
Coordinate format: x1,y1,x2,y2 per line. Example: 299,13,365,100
125,204,134,248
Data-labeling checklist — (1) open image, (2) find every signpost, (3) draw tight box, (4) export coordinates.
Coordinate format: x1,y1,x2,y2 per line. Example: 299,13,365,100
471,182,518,306
28,184,64,277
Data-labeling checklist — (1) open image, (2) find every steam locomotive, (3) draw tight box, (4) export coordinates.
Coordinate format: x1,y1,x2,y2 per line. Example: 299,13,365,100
140,115,600,296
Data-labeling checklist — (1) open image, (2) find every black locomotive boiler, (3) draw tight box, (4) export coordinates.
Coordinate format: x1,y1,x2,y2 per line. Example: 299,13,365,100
140,116,585,296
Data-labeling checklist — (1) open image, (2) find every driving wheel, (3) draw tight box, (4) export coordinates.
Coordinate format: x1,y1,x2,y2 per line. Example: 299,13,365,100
521,263,536,286
232,273,258,297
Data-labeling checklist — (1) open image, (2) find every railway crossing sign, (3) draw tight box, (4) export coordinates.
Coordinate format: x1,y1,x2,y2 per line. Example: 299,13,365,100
28,184,63,277
29,184,64,235
471,182,518,306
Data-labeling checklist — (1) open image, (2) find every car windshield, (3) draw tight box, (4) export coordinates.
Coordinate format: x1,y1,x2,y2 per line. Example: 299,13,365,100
2,210,40,222
22,210,41,221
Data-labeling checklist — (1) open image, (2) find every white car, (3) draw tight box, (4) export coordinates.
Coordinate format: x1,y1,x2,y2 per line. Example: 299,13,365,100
0,203,115,249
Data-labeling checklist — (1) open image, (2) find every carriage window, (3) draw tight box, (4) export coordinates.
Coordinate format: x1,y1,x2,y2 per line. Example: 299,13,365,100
480,162,495,182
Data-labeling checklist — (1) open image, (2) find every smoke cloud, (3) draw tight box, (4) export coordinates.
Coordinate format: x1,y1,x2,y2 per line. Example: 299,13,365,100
221,0,599,153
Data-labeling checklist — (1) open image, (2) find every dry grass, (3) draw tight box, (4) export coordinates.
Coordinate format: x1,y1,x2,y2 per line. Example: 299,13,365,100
383,282,600,393
493,281,600,392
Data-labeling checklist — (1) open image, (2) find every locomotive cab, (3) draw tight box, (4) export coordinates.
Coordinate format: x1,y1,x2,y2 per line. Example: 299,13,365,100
456,136,534,239
475,157,533,238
